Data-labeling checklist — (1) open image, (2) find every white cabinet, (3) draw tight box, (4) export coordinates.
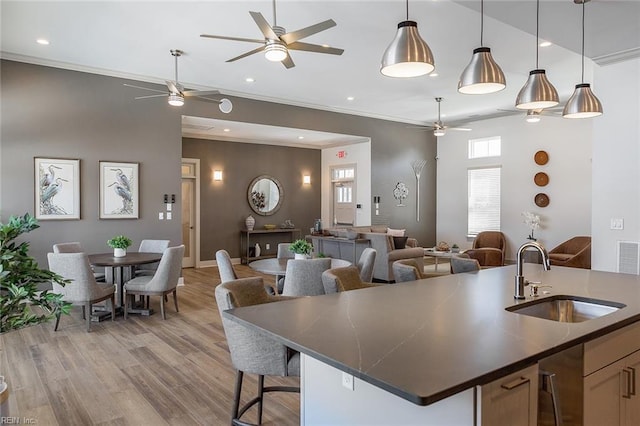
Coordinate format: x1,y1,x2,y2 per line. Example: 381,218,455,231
584,321,640,426
478,364,538,426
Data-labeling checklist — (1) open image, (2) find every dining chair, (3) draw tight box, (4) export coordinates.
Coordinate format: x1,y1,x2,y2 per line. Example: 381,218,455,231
322,266,381,293
216,249,239,283
47,252,116,332
123,245,185,320
215,276,299,425
392,258,426,283
53,242,106,282
356,248,377,282
275,243,294,292
134,239,170,276
282,258,331,297
450,253,481,274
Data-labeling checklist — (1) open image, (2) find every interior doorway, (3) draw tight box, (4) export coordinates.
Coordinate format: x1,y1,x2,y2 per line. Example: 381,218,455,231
181,159,200,268
331,165,356,226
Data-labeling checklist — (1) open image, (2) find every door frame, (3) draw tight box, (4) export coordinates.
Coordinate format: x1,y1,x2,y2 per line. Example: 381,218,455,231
181,158,201,268
330,163,357,227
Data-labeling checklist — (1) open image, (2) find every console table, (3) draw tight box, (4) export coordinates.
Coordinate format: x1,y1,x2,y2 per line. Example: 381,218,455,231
240,228,301,264
308,235,371,264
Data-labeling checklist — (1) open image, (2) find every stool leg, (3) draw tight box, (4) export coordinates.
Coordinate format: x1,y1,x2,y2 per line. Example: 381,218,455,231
257,375,265,424
232,370,243,424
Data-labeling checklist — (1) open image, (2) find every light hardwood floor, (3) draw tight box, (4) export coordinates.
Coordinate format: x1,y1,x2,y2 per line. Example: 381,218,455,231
1,266,299,426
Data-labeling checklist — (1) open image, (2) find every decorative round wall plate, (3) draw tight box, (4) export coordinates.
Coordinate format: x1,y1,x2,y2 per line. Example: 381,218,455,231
535,193,550,207
534,172,549,186
534,150,549,165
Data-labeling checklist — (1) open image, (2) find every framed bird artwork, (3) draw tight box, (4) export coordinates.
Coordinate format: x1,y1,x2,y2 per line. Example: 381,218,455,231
34,157,80,220
99,161,139,219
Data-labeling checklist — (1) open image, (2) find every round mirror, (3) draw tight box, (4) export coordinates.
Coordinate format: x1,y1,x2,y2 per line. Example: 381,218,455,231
248,175,283,216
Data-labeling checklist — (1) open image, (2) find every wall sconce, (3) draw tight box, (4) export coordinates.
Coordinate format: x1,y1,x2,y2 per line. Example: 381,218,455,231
303,175,311,185
213,170,223,181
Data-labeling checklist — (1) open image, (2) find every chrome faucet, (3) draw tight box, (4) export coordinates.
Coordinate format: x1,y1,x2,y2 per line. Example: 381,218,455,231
515,241,550,299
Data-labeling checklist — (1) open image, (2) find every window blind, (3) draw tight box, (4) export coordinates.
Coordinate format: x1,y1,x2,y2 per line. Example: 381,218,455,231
468,167,501,236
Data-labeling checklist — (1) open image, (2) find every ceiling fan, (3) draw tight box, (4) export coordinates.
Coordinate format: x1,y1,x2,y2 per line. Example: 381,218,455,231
497,106,563,123
123,49,233,113
200,0,344,69
421,98,472,137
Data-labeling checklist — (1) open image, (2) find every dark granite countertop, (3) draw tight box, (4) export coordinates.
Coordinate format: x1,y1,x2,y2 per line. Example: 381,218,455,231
225,264,640,406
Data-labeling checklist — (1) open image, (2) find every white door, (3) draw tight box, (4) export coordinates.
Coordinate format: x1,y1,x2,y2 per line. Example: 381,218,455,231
181,160,199,268
331,165,356,226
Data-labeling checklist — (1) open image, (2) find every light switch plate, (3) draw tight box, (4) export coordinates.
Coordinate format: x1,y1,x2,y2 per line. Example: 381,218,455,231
159,212,164,220
611,218,624,230
166,212,172,220
341,372,354,390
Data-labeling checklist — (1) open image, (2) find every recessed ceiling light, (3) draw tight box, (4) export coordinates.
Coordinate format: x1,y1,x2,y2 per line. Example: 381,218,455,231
36,38,50,45
245,77,255,83
223,128,231,132
298,136,305,140
539,41,552,47
346,96,355,101
429,72,439,77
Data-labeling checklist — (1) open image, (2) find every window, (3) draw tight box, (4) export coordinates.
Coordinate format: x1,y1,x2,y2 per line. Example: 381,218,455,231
469,136,501,159
468,167,501,236
332,167,355,180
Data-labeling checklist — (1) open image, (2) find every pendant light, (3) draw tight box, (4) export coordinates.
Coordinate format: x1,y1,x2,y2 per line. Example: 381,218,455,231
515,0,558,110
563,0,602,118
458,0,506,94
381,0,434,78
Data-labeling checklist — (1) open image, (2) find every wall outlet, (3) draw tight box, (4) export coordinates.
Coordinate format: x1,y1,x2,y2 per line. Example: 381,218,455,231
266,243,270,250
341,372,354,391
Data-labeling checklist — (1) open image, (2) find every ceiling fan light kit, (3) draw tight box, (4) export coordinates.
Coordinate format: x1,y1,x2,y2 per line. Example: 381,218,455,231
515,0,559,110
526,110,542,123
264,41,288,62
563,0,602,118
167,94,184,107
458,0,506,94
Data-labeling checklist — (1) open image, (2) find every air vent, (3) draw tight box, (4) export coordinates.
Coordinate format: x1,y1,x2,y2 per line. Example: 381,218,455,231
617,241,640,275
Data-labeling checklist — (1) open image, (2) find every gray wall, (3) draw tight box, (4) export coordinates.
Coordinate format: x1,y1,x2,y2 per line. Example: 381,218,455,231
183,138,321,260
1,59,437,269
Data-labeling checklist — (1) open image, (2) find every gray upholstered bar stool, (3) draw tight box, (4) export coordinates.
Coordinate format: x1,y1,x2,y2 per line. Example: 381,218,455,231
215,277,299,425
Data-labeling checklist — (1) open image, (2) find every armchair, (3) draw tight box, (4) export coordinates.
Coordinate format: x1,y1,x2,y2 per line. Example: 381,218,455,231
464,231,506,267
358,232,423,282
548,236,591,269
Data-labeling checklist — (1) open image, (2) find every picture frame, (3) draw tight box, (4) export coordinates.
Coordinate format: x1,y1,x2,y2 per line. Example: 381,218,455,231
100,161,139,219
34,157,80,220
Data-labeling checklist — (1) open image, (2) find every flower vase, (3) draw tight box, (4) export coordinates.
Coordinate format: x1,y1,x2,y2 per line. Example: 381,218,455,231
245,215,255,231
114,248,126,257
254,243,261,258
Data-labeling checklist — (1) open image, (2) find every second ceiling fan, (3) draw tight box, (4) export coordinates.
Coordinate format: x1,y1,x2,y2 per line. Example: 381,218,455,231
430,98,472,137
200,0,344,69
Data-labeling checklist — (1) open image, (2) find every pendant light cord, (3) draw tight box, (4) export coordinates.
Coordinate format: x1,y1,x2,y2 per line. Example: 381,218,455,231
406,0,409,20
480,0,484,46
581,0,585,83
535,0,539,68
174,54,179,83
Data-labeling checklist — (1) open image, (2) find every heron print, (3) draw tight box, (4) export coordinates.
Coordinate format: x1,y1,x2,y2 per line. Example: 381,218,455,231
100,162,139,219
35,158,80,220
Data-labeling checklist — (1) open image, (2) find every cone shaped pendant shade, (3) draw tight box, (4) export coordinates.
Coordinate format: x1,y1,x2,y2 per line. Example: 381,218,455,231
459,47,506,94
515,0,559,110
381,20,434,77
563,0,602,118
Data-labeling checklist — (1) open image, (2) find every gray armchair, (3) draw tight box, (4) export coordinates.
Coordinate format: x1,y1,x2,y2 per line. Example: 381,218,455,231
392,258,426,283
322,266,381,293
282,258,331,297
356,248,377,283
215,277,299,425
123,245,185,320
450,253,481,274
216,249,238,283
134,239,170,276
358,232,424,282
47,252,115,332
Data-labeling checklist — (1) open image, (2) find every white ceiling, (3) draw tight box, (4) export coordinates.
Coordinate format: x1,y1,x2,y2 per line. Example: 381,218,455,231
2,0,638,146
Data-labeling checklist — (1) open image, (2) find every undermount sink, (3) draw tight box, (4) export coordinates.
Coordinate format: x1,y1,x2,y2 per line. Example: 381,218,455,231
506,295,626,323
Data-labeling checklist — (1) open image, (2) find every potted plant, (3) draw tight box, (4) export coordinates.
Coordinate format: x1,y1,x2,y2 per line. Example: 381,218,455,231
0,213,71,333
289,239,313,259
451,244,460,253
107,235,132,257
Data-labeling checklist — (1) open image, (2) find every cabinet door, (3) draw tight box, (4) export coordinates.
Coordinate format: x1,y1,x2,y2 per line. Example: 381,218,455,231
624,350,640,426
584,356,625,426
479,364,538,426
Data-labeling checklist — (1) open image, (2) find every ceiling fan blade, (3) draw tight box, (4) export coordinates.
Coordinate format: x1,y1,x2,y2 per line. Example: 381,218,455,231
447,127,472,132
280,19,337,44
287,41,344,56
282,53,295,69
227,46,266,62
134,94,169,100
165,80,180,94
183,89,221,97
200,34,265,44
123,83,166,94
249,11,279,40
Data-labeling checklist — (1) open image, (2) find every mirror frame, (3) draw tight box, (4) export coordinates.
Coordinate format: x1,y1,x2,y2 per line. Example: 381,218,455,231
247,175,284,216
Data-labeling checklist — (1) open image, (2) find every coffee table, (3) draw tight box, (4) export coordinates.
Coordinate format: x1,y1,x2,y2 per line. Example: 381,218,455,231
423,249,454,272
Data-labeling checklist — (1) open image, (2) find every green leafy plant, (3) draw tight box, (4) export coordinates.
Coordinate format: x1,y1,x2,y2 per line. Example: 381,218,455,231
0,213,71,333
107,235,132,249
289,239,313,255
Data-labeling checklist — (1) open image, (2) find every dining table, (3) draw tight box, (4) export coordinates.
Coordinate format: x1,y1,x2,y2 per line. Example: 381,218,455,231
88,252,163,308
249,257,351,276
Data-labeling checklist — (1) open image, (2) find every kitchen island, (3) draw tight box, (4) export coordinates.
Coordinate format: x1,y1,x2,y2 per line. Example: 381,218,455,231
225,264,640,424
